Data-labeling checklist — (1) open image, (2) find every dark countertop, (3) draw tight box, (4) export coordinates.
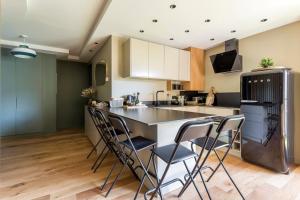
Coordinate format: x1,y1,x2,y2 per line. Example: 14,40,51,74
98,107,214,125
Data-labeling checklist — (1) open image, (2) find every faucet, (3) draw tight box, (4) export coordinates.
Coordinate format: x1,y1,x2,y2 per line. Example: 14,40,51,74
155,90,164,106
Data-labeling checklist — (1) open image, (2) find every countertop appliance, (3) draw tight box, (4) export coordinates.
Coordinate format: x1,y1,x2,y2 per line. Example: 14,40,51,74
240,68,294,173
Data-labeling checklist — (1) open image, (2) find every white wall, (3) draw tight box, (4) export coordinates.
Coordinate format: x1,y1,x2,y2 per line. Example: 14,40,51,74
204,21,300,92
91,36,112,101
204,21,300,163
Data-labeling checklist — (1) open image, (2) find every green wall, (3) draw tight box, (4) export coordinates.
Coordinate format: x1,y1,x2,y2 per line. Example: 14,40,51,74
56,60,91,130
0,48,57,136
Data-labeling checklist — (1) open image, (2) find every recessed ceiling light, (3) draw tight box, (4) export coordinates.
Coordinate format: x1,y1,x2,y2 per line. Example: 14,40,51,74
260,18,268,22
230,30,236,33
204,19,211,23
210,38,215,41
170,4,176,9
169,38,174,40
152,19,158,23
185,29,190,33
139,29,144,33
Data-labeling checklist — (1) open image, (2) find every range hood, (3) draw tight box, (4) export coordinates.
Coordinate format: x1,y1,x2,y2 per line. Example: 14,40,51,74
210,38,242,73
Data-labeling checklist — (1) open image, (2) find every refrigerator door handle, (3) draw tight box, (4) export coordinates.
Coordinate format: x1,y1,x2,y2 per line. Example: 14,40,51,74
241,100,258,103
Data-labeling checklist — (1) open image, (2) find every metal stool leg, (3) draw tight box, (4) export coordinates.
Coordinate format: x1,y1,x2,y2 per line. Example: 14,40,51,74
198,170,212,200
214,151,245,200
104,151,133,197
183,160,203,200
100,158,119,190
149,159,172,200
93,148,110,173
87,138,102,159
152,154,163,200
206,150,223,182
133,153,153,200
91,145,107,170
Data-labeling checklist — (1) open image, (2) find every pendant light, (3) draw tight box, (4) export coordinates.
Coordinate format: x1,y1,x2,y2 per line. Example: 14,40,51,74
10,35,37,59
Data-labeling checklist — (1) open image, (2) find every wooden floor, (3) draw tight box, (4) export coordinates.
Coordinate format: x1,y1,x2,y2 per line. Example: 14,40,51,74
1,130,300,200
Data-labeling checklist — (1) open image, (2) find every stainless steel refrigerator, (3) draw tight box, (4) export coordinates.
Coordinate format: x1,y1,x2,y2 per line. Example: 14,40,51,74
240,68,294,173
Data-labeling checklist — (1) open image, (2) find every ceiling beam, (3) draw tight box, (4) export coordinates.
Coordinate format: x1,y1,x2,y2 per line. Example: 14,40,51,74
0,39,69,56
79,0,112,59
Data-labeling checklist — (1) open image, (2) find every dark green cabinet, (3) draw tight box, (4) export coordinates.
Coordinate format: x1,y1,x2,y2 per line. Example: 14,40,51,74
0,48,56,136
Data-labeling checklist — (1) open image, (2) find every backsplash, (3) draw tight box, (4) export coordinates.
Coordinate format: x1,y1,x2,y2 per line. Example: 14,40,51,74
180,91,240,108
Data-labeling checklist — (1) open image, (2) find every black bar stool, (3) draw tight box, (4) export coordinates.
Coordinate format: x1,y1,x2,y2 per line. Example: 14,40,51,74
86,107,108,170
86,107,125,173
91,110,125,173
178,114,245,200
101,114,157,198
86,107,102,159
146,119,214,200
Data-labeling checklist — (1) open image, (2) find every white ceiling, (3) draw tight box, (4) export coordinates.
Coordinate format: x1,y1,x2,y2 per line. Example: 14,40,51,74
1,0,300,62
0,0,107,56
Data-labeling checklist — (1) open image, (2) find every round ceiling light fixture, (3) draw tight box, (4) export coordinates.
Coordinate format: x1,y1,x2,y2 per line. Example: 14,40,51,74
10,35,37,59
170,4,176,9
260,18,268,22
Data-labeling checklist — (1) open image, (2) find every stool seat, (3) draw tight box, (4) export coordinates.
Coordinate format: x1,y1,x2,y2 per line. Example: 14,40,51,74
121,136,156,151
192,136,228,150
152,144,197,164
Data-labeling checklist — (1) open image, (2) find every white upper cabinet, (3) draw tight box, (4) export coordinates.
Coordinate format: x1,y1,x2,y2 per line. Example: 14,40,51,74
148,43,164,79
164,46,179,80
124,38,149,78
124,38,190,80
179,50,191,81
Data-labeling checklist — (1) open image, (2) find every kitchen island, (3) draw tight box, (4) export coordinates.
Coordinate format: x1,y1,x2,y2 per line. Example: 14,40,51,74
84,106,230,193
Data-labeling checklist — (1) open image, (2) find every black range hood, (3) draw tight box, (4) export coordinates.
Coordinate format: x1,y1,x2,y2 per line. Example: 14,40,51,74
210,38,242,73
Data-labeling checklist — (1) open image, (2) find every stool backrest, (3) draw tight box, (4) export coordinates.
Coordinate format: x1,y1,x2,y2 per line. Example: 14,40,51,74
175,119,214,143
87,106,104,133
108,114,131,138
216,114,245,134
94,110,113,139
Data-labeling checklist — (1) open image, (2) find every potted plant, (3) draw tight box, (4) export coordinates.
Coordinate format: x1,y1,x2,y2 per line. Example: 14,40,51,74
260,57,274,68
81,87,96,105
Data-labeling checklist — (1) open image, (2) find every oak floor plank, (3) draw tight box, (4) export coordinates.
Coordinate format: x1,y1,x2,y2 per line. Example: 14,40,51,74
1,130,299,200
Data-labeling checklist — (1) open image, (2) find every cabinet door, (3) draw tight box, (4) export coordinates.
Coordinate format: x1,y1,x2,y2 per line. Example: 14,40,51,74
179,50,190,81
0,49,16,135
130,39,149,78
15,57,43,134
164,46,179,80
148,43,164,79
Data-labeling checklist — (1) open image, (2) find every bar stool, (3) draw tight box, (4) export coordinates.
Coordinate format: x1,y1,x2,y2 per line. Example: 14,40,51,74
178,114,245,200
101,114,157,198
86,107,108,171
86,107,125,173
91,110,125,173
145,119,214,200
